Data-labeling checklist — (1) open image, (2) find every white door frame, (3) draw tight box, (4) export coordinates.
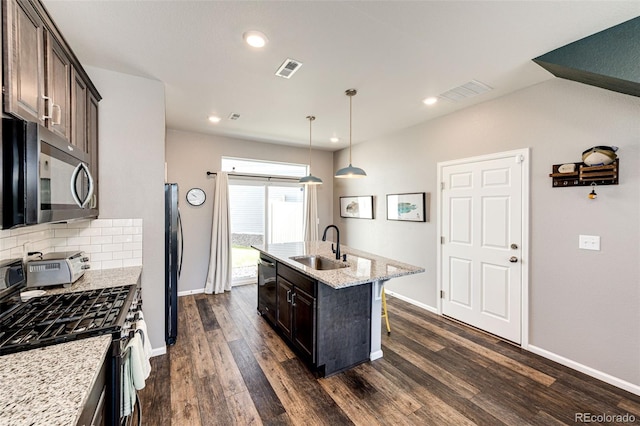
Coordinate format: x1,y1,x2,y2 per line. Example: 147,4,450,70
436,148,530,349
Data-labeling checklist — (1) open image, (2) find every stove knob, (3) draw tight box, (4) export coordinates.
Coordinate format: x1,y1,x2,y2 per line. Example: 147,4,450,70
81,265,91,270
81,257,90,262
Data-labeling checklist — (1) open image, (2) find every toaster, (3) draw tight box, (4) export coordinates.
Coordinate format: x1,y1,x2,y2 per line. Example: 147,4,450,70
26,251,90,288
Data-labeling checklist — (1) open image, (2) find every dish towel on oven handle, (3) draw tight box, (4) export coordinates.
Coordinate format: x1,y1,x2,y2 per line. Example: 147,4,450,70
121,332,151,417
135,317,153,367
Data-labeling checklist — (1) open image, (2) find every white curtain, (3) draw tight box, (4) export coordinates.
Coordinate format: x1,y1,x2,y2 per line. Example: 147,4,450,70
205,172,232,294
303,185,319,241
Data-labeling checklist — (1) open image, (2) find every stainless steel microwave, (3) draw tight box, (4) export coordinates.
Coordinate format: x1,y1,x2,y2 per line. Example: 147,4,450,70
1,118,96,229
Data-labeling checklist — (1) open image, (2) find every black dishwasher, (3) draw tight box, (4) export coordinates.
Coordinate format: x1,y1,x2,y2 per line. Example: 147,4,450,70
257,254,277,324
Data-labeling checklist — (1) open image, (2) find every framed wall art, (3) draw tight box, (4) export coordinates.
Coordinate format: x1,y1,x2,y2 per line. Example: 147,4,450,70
339,196,374,219
386,192,427,222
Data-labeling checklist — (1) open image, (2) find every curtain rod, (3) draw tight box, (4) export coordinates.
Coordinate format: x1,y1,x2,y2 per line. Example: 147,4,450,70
206,171,301,182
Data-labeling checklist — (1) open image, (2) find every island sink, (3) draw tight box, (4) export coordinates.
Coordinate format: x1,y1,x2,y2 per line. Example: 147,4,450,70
289,255,348,270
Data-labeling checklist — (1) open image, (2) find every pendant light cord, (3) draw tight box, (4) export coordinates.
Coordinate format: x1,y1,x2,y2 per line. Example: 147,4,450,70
307,115,315,171
345,89,357,165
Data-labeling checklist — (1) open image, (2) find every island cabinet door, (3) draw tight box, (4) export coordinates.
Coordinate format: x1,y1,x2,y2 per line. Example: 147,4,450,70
292,286,316,362
276,277,293,336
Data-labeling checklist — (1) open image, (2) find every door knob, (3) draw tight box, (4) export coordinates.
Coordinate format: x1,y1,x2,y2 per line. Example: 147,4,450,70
510,243,518,250
509,256,518,263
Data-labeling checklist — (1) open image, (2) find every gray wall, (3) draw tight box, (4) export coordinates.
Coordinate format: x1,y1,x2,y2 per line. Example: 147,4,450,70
86,66,167,351
165,129,334,294
334,78,640,387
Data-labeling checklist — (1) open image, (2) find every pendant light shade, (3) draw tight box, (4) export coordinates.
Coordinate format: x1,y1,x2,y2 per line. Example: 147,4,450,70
336,89,366,178
299,116,323,185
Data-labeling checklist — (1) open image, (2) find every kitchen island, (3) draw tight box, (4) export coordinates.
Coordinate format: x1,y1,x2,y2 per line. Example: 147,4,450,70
252,241,423,376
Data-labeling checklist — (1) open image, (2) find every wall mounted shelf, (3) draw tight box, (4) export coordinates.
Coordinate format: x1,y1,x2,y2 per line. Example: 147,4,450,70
550,159,619,187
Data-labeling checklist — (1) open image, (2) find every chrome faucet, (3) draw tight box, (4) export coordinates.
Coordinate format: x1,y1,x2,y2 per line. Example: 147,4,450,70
321,225,341,260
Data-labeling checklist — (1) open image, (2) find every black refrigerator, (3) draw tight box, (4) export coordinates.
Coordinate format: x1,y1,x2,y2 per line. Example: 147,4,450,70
165,183,182,345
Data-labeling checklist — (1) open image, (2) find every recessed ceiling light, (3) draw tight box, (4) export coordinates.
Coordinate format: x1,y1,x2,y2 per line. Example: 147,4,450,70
423,97,438,106
243,30,268,48
208,115,221,123
330,136,340,143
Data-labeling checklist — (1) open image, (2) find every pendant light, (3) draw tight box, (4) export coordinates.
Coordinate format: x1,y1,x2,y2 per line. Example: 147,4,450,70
299,115,323,185
335,89,367,178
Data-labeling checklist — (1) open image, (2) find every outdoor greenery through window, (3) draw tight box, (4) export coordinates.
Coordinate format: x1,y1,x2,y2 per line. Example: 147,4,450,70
223,157,307,285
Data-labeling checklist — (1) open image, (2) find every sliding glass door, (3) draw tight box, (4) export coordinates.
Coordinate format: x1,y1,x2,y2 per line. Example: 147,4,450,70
229,180,304,285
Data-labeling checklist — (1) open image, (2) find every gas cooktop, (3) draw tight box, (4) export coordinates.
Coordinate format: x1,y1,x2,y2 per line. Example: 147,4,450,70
0,285,136,355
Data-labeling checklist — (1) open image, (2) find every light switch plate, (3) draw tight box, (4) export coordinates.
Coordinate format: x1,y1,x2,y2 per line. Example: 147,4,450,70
579,235,600,251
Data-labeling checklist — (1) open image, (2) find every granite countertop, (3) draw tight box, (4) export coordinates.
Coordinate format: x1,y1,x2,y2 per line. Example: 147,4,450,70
41,265,142,295
252,241,424,289
0,335,112,426
1,266,142,426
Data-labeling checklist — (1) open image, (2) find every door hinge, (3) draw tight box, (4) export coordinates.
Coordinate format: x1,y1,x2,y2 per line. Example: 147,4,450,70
440,290,445,299
441,181,445,190
440,236,445,244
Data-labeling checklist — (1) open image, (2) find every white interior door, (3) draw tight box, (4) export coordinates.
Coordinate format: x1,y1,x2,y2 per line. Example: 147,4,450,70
440,150,528,344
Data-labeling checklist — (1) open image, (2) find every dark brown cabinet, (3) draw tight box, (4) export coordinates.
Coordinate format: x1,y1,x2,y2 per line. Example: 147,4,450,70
87,91,100,209
71,68,87,151
264,259,371,377
44,32,71,140
276,272,316,363
2,0,101,212
3,0,45,125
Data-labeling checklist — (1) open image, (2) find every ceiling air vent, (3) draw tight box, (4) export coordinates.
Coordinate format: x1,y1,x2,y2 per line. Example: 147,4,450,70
438,80,492,102
228,113,240,120
275,58,302,79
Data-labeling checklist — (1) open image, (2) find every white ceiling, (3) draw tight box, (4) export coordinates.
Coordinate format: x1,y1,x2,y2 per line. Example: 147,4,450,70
43,1,640,151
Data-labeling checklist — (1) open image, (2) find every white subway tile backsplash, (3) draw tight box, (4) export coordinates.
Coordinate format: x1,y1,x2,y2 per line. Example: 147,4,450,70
113,251,133,260
77,244,103,254
113,235,134,244
78,227,103,237
101,243,123,253
123,258,142,267
102,259,123,269
91,252,113,261
123,242,142,251
123,227,142,235
101,227,123,236
67,237,91,246
0,218,143,270
91,236,113,245
0,237,17,251
54,228,79,238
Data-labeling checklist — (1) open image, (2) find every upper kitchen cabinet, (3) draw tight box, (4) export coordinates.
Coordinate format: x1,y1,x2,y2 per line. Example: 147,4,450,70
2,0,45,125
44,32,71,141
2,0,101,147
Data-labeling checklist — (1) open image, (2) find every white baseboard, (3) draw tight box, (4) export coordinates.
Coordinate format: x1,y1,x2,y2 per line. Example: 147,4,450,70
150,346,167,357
528,345,640,396
178,288,205,297
384,289,438,314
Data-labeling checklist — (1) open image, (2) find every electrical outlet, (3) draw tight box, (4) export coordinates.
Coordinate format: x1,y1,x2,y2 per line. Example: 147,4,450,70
579,235,600,251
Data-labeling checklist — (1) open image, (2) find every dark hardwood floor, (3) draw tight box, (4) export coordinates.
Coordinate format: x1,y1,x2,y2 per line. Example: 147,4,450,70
138,284,640,425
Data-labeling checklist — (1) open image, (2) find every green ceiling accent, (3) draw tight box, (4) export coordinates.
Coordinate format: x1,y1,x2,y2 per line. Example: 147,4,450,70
533,16,640,97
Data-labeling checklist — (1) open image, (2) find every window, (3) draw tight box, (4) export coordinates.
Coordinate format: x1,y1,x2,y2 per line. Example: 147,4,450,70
222,157,307,178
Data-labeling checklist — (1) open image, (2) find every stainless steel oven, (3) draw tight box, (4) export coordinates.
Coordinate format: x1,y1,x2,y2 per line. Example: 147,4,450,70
0,280,142,425
1,118,97,229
